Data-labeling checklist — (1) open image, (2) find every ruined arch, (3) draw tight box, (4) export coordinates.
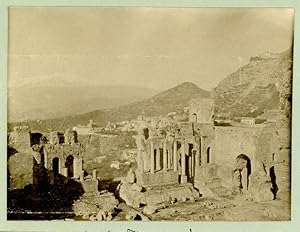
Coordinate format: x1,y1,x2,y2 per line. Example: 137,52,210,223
65,155,74,178
52,157,60,175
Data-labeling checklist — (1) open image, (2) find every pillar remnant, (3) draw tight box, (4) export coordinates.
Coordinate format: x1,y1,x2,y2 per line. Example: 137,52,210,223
173,140,178,171
92,169,97,180
181,141,187,184
80,170,84,182
163,140,168,172
150,141,155,174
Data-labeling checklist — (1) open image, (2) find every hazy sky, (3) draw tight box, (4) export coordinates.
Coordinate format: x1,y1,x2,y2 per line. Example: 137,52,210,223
8,7,294,91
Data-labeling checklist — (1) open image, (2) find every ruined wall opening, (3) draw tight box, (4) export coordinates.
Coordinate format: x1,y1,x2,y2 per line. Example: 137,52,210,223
207,147,211,163
192,113,197,122
52,157,60,176
31,132,43,146
65,155,74,178
270,166,278,199
272,153,276,162
58,133,65,144
143,128,149,140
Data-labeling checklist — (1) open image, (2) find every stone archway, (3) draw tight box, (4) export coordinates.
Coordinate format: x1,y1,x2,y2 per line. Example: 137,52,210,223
65,155,74,178
233,154,251,193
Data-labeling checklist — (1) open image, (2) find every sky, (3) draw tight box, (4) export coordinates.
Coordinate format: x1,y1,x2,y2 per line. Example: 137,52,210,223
8,7,294,91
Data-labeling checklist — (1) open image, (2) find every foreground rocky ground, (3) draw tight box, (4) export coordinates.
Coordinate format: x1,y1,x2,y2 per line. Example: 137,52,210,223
114,197,290,221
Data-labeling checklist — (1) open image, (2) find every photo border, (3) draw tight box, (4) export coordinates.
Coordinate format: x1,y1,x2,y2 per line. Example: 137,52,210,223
1,1,299,232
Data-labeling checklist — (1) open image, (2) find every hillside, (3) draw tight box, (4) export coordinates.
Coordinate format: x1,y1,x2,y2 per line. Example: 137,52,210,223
214,48,293,119
8,82,211,132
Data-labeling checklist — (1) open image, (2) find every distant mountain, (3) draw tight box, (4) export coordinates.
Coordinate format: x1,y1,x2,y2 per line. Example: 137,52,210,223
214,48,293,119
8,82,211,131
8,84,159,122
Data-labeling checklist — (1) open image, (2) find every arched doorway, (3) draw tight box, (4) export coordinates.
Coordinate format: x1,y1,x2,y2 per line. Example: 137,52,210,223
65,155,74,178
52,157,60,175
235,154,251,192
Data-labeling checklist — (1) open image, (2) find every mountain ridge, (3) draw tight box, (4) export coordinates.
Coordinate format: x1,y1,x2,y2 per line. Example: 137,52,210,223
8,82,211,131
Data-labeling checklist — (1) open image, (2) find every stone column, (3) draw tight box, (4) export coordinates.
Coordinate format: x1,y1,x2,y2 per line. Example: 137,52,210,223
173,140,178,171
156,148,161,171
195,149,200,167
200,136,205,165
168,149,172,169
73,157,79,178
241,168,248,192
190,154,193,177
62,167,68,183
92,169,97,180
194,149,200,179
181,141,187,183
80,170,84,182
44,151,48,169
137,145,143,174
150,141,155,174
163,140,168,172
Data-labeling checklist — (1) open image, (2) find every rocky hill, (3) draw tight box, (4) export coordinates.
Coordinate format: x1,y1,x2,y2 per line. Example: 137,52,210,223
214,48,292,120
8,82,210,131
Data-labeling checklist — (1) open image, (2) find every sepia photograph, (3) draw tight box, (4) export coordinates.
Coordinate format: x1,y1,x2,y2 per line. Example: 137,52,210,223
6,7,294,222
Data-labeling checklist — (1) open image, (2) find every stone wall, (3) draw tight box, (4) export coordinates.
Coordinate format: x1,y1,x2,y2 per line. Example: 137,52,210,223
137,171,179,187
189,98,214,124
214,126,261,170
8,147,33,190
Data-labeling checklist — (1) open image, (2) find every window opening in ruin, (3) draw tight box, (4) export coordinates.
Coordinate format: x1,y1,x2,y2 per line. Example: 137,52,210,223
272,153,276,162
207,147,211,163
53,157,60,176
143,128,149,139
270,166,278,199
65,155,74,178
58,133,65,144
192,113,197,122
30,132,43,146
